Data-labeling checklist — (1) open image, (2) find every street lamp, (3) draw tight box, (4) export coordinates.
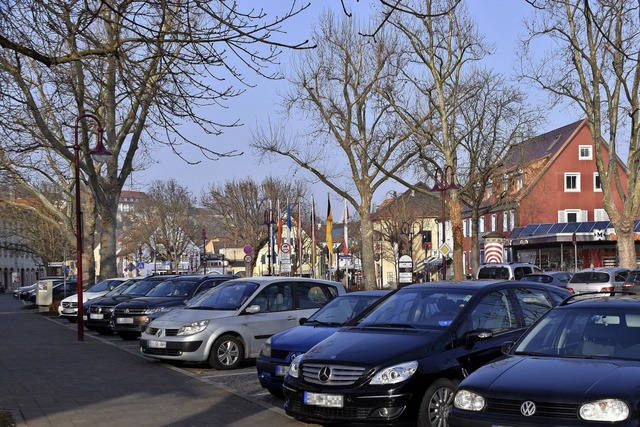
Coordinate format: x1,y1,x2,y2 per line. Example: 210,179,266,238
431,165,459,281
263,208,275,275
74,113,112,341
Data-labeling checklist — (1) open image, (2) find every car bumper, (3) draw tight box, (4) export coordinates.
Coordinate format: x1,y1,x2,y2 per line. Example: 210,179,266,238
139,330,212,362
282,378,418,426
256,355,294,390
113,315,147,333
448,409,640,427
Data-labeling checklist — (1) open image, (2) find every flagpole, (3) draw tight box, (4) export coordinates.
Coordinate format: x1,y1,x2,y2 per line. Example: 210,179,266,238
297,200,302,277
311,195,316,278
344,198,349,290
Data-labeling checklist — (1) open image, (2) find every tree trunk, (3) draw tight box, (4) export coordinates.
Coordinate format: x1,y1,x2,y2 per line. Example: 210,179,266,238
450,192,464,281
358,206,377,291
97,192,119,280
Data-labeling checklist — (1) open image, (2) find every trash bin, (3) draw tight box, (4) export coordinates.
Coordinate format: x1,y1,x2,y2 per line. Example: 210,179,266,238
35,280,53,312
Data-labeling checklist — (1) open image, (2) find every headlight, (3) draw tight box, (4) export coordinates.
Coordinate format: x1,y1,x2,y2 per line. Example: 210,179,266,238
288,354,303,378
370,361,418,385
177,320,209,336
144,307,163,315
579,399,629,422
454,389,486,411
260,337,272,357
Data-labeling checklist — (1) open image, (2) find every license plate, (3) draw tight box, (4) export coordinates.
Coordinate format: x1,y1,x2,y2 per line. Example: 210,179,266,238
90,313,104,319
275,365,289,376
304,392,343,408
116,317,134,324
63,308,76,314
147,340,166,349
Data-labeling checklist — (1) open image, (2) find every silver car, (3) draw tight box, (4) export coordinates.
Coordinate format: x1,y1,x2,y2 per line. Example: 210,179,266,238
567,267,629,293
139,277,345,369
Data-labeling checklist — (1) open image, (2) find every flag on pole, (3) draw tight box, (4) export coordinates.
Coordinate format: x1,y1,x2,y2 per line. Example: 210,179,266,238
311,195,316,278
326,195,333,268
343,199,349,256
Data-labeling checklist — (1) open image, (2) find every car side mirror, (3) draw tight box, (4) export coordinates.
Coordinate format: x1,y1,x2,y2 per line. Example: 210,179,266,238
299,318,308,325
245,304,261,314
466,328,493,347
501,341,515,355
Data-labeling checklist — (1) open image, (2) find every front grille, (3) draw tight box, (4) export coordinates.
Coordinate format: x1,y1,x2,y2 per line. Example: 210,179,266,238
287,400,370,420
115,307,146,315
488,398,578,419
89,305,114,313
271,349,290,360
62,302,77,309
302,363,366,386
142,347,182,357
147,327,179,336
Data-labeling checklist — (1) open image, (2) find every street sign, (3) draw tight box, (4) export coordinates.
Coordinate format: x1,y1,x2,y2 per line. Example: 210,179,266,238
243,255,252,263
399,272,412,283
439,243,452,257
137,261,144,269
244,245,252,255
281,242,291,254
398,254,413,269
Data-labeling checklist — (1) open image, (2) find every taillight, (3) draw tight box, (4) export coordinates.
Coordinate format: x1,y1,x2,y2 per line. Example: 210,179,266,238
622,282,635,289
566,287,575,294
600,286,615,292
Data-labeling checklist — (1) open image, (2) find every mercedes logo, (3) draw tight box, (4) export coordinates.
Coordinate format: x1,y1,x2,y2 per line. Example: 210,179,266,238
520,401,536,417
124,308,130,314
318,366,332,383
96,307,102,313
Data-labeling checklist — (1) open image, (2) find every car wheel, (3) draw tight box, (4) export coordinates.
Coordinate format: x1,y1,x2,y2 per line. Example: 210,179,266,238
417,378,457,427
267,387,284,397
118,331,139,341
209,335,243,370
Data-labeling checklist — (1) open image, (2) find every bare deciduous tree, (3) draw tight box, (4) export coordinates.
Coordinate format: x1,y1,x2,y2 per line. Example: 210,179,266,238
518,0,640,268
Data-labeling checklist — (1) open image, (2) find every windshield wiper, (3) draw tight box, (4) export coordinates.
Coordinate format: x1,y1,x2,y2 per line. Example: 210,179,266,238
513,351,551,357
364,323,416,329
305,319,339,327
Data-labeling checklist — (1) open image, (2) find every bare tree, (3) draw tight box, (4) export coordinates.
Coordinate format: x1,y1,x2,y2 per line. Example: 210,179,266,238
201,177,307,276
517,0,640,268
252,11,415,289
0,0,312,283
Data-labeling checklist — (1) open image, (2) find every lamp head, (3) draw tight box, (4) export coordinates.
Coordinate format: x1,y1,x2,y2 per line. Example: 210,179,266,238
89,141,113,163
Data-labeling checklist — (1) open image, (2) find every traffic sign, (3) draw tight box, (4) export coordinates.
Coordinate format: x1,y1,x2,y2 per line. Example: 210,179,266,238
244,245,252,255
137,261,144,269
281,242,291,254
243,255,252,263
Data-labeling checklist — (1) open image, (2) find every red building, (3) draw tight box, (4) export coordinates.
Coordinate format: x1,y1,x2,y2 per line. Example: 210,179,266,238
462,119,632,275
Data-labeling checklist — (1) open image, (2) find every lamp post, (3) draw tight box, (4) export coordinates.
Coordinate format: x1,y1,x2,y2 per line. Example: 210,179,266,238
431,165,459,281
74,113,112,341
263,207,275,275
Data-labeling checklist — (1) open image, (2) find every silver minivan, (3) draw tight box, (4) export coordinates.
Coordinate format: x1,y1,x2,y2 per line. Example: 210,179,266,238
567,267,630,293
139,277,345,369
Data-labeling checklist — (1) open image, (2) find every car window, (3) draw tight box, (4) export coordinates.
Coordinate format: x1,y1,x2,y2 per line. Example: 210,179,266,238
513,267,528,280
524,275,551,284
570,272,609,283
469,290,516,332
513,288,554,326
615,271,629,282
251,283,293,312
478,267,510,280
627,272,640,282
296,283,335,309
188,281,259,310
146,279,198,297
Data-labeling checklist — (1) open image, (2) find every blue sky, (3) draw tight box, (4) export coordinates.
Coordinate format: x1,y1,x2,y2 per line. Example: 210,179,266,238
137,1,582,212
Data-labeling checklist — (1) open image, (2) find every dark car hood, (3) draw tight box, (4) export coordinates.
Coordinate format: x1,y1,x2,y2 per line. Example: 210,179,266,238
88,295,135,306
465,356,640,398
271,325,341,353
115,296,186,309
302,327,446,367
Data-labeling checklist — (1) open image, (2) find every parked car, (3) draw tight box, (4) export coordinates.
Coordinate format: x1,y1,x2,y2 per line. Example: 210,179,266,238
476,263,542,280
28,279,78,304
521,271,573,289
14,276,63,300
282,280,571,427
112,274,237,340
84,275,174,335
58,277,129,322
623,268,640,292
449,292,640,427
257,289,390,396
566,267,630,293
140,277,345,369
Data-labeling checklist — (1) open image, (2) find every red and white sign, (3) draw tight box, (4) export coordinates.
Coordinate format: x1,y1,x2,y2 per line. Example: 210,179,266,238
243,255,252,263
281,242,291,254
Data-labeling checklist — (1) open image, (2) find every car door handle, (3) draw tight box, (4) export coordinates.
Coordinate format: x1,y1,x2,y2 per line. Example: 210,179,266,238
286,316,296,320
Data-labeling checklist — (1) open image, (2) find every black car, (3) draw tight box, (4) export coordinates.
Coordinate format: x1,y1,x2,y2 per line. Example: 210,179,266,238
84,275,173,335
112,274,236,340
83,279,138,331
449,292,640,427
283,281,571,427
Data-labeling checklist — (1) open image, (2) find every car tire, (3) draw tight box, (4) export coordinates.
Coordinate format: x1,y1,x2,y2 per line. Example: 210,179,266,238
267,387,284,397
417,378,457,427
209,335,243,370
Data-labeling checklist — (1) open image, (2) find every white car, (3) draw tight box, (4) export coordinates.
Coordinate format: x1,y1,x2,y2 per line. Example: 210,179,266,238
58,277,129,322
140,277,345,369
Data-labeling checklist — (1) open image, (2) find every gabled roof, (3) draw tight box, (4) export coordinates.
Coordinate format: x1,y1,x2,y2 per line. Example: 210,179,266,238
371,183,441,221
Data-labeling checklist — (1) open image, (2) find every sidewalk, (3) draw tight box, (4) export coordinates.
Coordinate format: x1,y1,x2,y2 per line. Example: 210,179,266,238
0,294,304,427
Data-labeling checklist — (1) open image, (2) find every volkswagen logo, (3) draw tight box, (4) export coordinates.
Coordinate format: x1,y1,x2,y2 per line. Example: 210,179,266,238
520,401,536,417
96,307,102,313
318,366,332,383
156,329,164,338
124,308,130,314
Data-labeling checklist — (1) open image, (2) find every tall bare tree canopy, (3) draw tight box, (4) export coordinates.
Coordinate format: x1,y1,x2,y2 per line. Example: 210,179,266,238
519,0,640,268
0,0,311,283
252,10,415,289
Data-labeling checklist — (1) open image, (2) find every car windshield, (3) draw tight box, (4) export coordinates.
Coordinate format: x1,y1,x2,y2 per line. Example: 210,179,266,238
357,288,474,329
478,267,509,280
307,294,385,326
104,280,135,297
523,275,552,284
186,281,259,310
145,278,198,297
514,308,640,360
87,279,120,293
121,278,164,296
570,272,610,283
627,273,640,282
